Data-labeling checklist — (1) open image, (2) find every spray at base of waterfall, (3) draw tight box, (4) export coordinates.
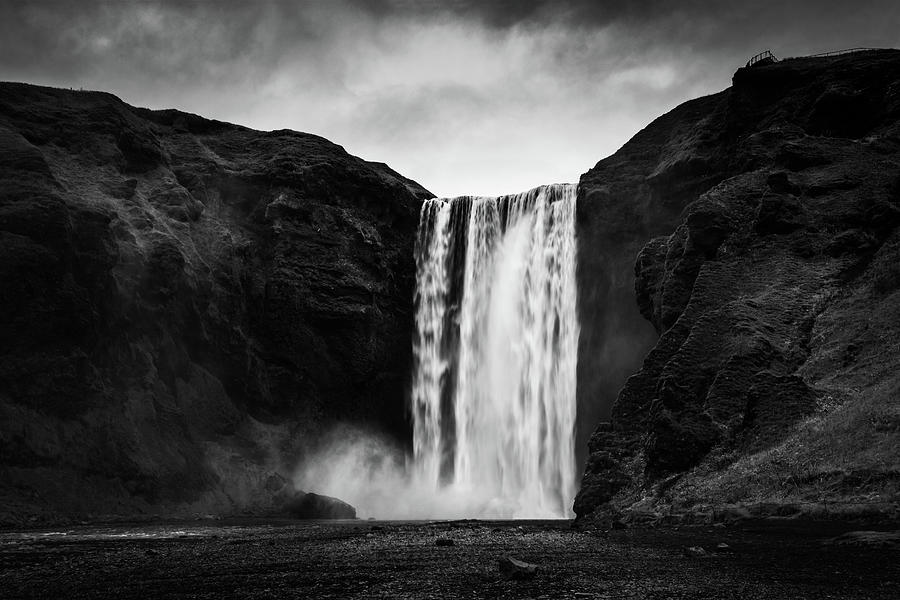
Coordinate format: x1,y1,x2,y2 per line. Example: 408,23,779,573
293,425,564,520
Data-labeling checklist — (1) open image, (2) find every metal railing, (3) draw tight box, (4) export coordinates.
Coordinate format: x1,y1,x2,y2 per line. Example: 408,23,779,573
805,47,880,58
746,50,777,67
746,47,885,68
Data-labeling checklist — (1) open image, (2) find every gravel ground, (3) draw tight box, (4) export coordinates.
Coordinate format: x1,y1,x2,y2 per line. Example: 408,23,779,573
0,519,897,599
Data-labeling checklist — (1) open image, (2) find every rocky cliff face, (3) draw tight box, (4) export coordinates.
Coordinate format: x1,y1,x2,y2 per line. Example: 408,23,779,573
5,50,900,526
0,83,431,524
575,49,900,521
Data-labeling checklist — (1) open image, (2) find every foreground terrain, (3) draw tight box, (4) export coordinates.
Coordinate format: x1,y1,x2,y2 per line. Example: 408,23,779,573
1,520,897,599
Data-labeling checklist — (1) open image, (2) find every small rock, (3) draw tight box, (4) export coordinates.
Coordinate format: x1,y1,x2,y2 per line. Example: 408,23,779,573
715,542,734,553
435,538,455,547
682,546,707,558
498,555,538,580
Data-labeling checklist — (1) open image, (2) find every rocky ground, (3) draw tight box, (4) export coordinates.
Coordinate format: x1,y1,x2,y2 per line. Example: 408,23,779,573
1,519,897,599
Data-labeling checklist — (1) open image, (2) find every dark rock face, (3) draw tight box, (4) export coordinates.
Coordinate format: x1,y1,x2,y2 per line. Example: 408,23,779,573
282,492,356,520
576,50,900,520
574,84,731,471
0,83,431,524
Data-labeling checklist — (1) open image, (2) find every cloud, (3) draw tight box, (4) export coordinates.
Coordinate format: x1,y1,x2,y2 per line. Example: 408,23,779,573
1,1,898,196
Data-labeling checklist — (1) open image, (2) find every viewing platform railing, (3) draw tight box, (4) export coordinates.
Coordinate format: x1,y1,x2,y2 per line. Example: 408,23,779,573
805,47,880,58
746,47,885,68
746,50,777,67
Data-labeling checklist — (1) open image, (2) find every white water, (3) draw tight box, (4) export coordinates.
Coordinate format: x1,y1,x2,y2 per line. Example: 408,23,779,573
410,183,579,518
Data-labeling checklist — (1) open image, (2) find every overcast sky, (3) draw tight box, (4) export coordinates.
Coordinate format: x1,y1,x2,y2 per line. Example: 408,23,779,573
2,1,899,197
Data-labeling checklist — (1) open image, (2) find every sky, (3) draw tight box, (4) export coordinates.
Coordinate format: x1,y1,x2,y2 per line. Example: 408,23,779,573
1,1,899,197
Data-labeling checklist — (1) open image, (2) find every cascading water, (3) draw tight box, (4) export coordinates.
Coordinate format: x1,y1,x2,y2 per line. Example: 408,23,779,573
410,183,579,518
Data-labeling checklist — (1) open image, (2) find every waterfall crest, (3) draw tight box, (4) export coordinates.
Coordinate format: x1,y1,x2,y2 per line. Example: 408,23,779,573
411,183,579,518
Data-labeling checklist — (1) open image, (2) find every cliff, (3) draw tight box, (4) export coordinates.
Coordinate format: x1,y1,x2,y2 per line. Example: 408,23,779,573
575,49,900,522
5,49,900,527
0,83,432,524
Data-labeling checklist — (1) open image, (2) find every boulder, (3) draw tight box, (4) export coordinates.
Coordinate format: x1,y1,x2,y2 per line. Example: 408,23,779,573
282,492,356,520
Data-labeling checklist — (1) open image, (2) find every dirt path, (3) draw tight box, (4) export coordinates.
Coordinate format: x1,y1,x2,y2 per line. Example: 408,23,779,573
1,519,897,599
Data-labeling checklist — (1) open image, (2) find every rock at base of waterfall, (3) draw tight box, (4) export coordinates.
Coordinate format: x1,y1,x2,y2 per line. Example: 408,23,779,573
498,556,538,580
282,492,356,520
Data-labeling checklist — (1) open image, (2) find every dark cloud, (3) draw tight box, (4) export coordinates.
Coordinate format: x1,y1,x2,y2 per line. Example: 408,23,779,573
0,2,321,81
0,1,898,195
349,0,900,41
346,0,697,29
3,1,897,87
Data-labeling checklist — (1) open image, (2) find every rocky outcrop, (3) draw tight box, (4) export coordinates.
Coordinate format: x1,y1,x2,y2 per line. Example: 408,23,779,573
0,83,431,525
575,49,900,520
573,79,742,470
282,491,356,520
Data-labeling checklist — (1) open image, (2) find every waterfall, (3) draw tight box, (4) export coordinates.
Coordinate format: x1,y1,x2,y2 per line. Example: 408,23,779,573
410,183,579,518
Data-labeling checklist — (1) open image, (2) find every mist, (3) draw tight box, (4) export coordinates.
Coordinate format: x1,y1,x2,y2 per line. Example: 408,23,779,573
293,426,517,520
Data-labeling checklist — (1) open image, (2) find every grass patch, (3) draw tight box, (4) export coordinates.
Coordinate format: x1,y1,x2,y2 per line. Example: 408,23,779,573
666,375,900,511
